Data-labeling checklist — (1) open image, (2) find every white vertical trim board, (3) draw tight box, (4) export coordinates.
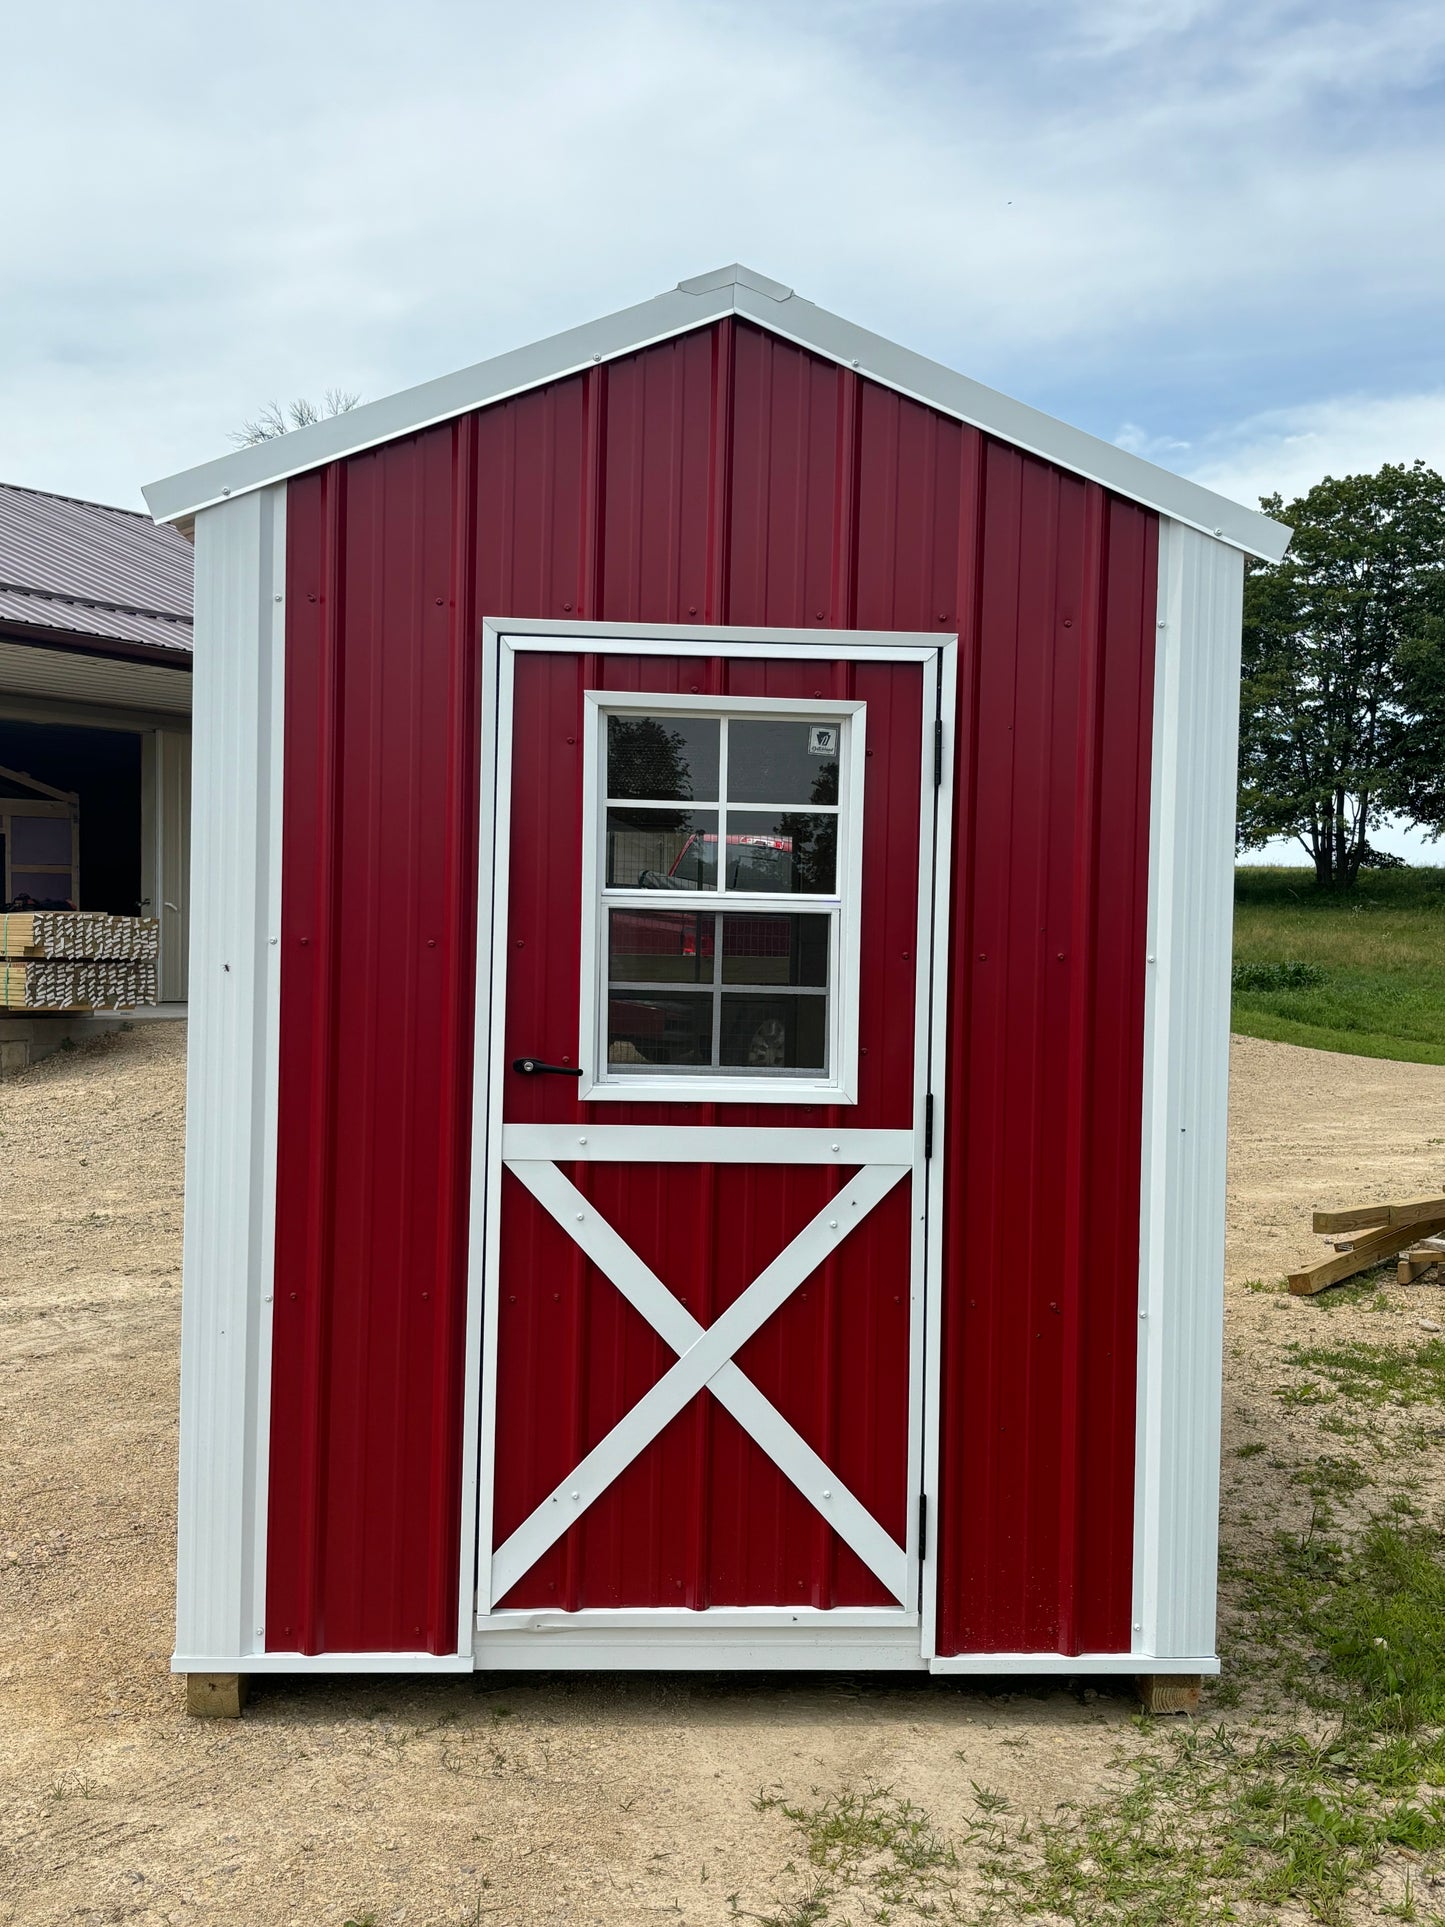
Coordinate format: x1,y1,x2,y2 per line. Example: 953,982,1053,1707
141,728,193,1002
1131,521,1245,1667
172,484,287,1672
919,638,957,1659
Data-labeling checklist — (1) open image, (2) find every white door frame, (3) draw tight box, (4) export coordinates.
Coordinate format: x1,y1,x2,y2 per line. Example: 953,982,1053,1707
461,619,957,1669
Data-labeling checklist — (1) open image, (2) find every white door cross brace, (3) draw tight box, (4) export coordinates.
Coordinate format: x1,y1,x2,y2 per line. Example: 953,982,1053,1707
489,1159,912,1606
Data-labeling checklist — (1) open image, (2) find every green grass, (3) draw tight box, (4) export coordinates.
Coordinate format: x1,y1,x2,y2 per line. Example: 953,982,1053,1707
1285,1336,1445,1408
738,1512,1445,1926
1232,865,1445,1064
974,1518,1445,1925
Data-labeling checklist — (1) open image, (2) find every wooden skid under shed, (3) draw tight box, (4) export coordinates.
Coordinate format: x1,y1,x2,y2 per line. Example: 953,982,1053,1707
0,910,160,962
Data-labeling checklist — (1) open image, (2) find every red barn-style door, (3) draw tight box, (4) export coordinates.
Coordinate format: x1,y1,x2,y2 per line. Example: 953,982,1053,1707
471,623,951,1666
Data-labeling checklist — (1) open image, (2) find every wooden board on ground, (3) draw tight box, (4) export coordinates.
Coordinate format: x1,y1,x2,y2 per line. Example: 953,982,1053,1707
1291,1213,1445,1295
1313,1196,1445,1235
1398,1238,1445,1284
0,911,160,962
0,959,158,1011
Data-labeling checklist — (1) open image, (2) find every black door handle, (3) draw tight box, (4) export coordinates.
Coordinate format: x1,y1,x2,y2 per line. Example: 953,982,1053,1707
512,1057,584,1077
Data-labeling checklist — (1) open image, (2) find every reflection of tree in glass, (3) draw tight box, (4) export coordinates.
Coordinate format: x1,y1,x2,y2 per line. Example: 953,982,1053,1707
777,813,837,892
810,760,839,806
609,718,694,824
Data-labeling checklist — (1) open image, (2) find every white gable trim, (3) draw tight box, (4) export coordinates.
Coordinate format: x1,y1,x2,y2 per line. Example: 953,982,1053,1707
143,266,1289,561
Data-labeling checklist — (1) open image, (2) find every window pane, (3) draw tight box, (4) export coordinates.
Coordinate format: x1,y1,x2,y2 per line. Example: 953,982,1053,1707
10,870,74,904
719,994,827,1071
723,813,837,893
607,991,713,1066
9,816,72,864
609,909,714,984
720,913,828,986
728,720,840,805
606,809,718,889
607,715,720,801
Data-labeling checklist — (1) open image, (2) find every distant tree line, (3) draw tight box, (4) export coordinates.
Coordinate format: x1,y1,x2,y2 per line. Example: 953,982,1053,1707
1239,460,1445,888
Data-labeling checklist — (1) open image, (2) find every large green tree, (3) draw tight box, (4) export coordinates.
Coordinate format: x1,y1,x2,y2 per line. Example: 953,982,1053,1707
1238,460,1445,887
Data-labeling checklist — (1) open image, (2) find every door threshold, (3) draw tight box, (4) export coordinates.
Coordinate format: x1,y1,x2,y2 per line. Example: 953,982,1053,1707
473,1619,926,1670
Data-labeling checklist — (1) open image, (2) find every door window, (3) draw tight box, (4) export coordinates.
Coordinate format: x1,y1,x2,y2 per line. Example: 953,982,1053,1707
582,699,864,1101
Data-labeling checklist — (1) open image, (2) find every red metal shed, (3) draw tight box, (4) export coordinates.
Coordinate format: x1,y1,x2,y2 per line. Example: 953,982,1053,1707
145,266,1289,1697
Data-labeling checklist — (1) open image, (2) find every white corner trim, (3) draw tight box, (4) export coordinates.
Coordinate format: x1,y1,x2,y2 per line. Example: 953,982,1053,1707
173,485,286,1670
1132,519,1244,1667
142,269,1289,561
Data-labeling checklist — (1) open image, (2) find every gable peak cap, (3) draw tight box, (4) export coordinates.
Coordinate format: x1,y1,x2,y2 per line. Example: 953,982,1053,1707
677,264,794,302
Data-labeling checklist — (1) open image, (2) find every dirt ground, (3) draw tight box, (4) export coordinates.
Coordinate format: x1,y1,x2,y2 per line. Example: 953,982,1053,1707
1,1023,1442,1926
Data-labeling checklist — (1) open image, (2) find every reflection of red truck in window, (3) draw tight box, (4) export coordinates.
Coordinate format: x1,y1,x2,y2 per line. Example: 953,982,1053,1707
635,829,793,894
616,831,795,967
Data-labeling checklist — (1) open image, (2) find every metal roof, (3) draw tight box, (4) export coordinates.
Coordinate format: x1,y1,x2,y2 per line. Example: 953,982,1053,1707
143,264,1291,561
0,482,193,657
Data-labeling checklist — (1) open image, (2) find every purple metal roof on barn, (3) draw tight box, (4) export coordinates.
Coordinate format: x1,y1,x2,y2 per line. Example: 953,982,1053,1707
0,482,193,659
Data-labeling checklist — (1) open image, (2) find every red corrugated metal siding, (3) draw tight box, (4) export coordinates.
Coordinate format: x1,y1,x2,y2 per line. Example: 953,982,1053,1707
267,316,1156,1656
936,448,1156,1655
491,648,922,1610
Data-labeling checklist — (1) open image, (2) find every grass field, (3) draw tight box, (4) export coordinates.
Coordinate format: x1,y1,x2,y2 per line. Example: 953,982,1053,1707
1233,865,1445,1065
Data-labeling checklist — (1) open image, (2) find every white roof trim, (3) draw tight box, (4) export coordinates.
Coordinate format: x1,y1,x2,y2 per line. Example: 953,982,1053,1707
143,265,1289,561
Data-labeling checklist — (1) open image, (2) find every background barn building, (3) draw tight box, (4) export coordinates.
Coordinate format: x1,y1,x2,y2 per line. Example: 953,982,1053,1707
144,266,1289,1700
0,484,192,1002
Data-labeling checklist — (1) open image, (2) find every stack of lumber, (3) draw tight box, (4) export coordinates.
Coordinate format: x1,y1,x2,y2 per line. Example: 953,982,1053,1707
0,910,158,962
0,912,159,1011
1290,1195,1445,1295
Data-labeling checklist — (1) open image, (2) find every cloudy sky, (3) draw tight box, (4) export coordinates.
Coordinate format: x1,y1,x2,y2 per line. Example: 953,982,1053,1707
3,0,1443,839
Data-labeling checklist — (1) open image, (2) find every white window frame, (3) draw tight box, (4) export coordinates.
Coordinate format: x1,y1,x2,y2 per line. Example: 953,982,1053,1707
578,690,867,1105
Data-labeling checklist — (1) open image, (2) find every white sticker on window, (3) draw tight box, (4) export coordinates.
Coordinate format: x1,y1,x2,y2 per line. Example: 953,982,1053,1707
807,724,838,756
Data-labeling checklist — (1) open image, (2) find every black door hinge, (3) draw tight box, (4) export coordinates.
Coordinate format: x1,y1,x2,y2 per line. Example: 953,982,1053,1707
934,716,945,787
924,1092,934,1159
918,1494,928,1562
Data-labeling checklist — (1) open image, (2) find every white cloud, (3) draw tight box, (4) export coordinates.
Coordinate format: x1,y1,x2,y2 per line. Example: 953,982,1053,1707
0,0,1442,509
1167,392,1445,510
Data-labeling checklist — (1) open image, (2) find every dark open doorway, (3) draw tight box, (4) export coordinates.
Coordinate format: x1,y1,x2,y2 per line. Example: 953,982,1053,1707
0,721,142,914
